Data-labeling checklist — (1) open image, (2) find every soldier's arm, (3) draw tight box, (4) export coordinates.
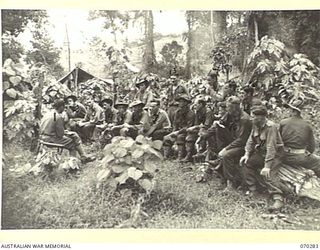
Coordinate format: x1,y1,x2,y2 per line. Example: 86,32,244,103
264,125,283,169
225,119,252,150
55,114,65,139
244,129,255,157
307,125,316,154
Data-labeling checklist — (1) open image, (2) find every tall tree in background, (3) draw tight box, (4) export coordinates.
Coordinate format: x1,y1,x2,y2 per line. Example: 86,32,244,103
88,11,130,44
1,9,47,63
141,10,157,72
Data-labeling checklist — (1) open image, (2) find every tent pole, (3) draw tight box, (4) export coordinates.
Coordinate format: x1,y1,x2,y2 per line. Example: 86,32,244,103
75,67,79,97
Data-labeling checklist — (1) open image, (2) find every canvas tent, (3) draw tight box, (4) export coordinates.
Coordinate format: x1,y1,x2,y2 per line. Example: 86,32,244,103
57,67,114,95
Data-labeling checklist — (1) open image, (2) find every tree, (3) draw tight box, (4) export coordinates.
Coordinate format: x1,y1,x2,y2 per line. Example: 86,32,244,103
25,24,64,79
88,10,130,44
141,11,157,72
1,10,48,64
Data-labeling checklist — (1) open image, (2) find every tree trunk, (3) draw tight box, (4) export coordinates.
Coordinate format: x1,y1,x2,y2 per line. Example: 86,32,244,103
253,15,259,46
142,10,157,72
185,11,194,79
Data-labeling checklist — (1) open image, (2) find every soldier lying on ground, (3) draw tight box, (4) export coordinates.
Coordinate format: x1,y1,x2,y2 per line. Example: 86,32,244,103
40,99,95,163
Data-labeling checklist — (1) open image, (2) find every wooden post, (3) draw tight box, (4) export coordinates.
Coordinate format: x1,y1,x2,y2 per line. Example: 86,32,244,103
75,67,79,97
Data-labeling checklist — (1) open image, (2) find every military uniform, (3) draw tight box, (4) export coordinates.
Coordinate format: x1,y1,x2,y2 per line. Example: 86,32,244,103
146,106,172,140
40,110,82,150
78,102,105,142
163,95,195,160
279,116,320,176
243,117,284,195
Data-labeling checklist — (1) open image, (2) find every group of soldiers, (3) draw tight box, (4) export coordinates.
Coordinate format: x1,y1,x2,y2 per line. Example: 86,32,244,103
40,73,320,212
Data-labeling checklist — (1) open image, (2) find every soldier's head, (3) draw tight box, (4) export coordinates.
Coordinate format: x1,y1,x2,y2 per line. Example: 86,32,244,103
65,95,77,107
176,95,191,108
196,97,206,111
129,100,145,112
217,101,227,117
136,79,150,91
251,105,268,127
114,102,128,113
169,75,178,85
150,99,160,114
85,99,94,108
226,96,241,116
53,99,65,113
100,98,113,110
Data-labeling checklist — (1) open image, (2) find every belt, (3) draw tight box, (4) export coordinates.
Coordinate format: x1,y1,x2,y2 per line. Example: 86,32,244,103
283,147,307,154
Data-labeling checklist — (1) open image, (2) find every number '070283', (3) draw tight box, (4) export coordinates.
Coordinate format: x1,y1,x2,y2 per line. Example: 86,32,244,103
300,244,319,248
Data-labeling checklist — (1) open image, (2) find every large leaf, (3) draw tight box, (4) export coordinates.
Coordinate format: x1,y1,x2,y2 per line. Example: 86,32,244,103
144,163,158,174
97,169,111,181
118,138,135,148
138,179,153,192
4,66,16,76
152,140,163,150
112,165,127,174
113,147,127,158
115,171,129,184
6,88,18,99
103,143,114,154
102,153,115,165
9,76,22,86
132,148,144,159
135,134,147,144
124,155,132,165
3,81,11,91
146,147,163,160
127,167,143,180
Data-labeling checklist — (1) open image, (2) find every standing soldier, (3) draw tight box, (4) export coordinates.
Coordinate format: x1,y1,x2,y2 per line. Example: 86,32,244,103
167,75,189,105
241,85,254,115
135,79,154,107
280,99,320,177
240,105,285,211
163,95,195,160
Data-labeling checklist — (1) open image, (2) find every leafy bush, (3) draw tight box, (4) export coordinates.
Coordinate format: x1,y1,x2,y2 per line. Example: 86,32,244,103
247,36,320,103
3,59,38,143
97,135,163,194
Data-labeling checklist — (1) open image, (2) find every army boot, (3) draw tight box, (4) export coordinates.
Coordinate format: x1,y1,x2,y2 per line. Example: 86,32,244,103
268,194,284,212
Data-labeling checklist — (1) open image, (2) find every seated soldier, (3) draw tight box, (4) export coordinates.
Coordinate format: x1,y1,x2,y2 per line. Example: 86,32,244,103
40,99,94,163
77,99,105,143
208,96,252,189
145,99,172,140
101,101,132,143
135,79,154,107
182,96,215,162
280,99,320,177
163,95,195,161
64,94,87,132
122,100,150,139
240,105,285,211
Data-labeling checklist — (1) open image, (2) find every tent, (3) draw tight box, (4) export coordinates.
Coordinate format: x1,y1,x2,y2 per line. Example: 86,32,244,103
57,67,114,94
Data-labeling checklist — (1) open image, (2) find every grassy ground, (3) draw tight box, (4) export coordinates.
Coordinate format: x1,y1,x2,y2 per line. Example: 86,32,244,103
2,144,320,230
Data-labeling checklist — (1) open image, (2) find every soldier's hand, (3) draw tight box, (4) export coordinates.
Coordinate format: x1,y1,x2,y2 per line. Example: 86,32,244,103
239,155,249,167
260,167,271,180
218,148,227,158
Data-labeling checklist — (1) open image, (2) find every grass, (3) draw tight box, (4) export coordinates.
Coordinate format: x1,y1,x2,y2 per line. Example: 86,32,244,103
2,144,320,230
